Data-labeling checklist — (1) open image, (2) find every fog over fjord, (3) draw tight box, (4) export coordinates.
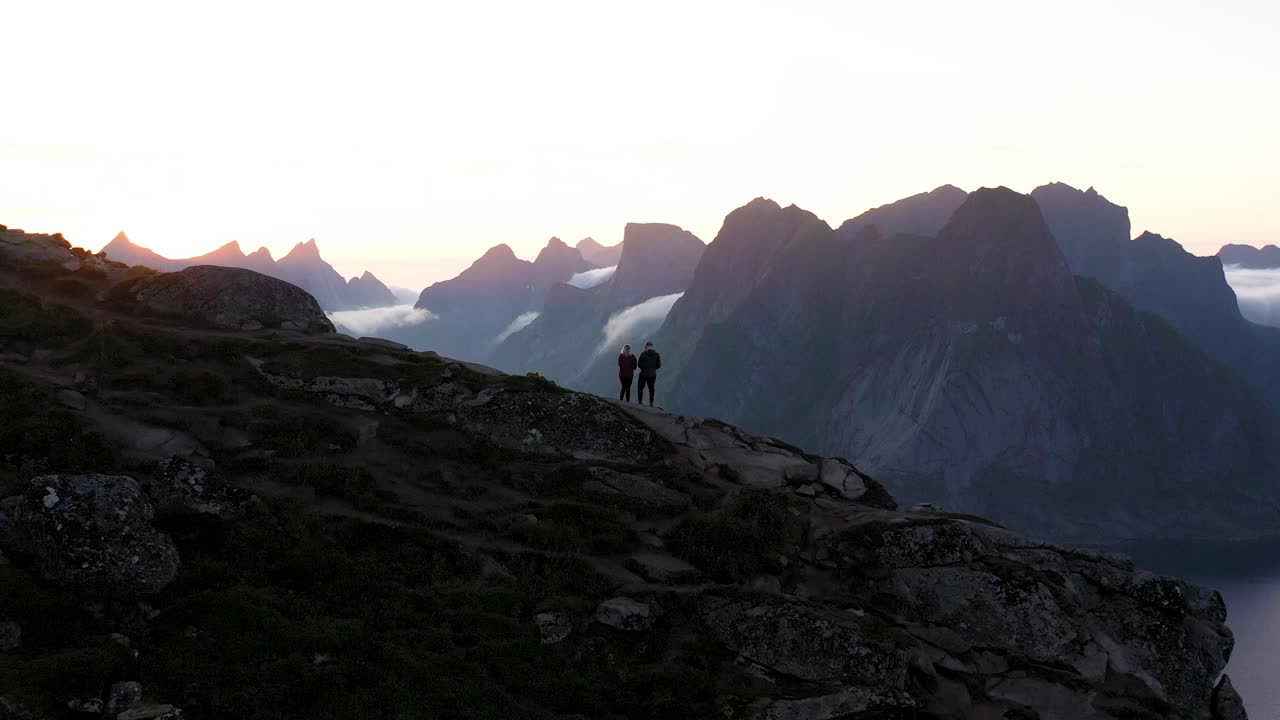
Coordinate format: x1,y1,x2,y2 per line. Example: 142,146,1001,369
1225,266,1280,327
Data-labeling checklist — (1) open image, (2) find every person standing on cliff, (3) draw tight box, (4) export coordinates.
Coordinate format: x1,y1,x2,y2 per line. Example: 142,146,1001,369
637,341,661,407
618,344,638,402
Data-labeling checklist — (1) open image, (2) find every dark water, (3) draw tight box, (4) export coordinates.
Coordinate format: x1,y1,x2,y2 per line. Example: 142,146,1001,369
1110,537,1280,720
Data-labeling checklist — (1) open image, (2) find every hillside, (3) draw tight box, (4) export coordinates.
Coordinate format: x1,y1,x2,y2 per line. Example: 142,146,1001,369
0,228,1247,720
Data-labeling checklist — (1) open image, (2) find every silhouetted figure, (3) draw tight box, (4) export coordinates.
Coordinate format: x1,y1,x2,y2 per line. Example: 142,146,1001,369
637,341,661,406
618,343,637,401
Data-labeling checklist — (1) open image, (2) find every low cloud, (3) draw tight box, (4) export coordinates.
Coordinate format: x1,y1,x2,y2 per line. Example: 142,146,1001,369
595,292,684,356
328,304,437,337
568,265,616,289
495,311,541,343
1225,266,1280,327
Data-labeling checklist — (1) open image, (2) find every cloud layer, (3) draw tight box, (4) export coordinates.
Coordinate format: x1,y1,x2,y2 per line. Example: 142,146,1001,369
1225,266,1280,327
596,292,684,356
495,311,541,344
327,304,437,337
568,265,617,289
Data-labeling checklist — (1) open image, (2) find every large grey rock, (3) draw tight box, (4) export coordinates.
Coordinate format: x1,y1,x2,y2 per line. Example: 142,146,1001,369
0,229,82,271
533,611,571,645
0,475,179,598
115,265,334,333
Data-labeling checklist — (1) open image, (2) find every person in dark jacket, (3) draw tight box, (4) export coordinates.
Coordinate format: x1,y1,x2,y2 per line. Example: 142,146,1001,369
617,344,638,401
636,341,661,407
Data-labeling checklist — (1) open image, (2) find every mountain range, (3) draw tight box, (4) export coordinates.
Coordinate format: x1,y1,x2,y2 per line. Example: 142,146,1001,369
1219,243,1280,269
0,225,1245,720
660,187,1280,542
405,183,1280,544
100,233,397,312
492,223,704,385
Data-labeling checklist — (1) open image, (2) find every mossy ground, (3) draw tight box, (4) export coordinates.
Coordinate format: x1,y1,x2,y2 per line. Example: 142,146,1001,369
0,287,728,719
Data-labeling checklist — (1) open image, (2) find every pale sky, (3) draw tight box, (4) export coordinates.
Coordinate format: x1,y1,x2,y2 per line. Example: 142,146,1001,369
3,0,1278,289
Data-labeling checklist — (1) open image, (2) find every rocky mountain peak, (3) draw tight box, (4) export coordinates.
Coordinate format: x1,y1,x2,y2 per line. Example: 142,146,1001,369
837,183,969,240
282,238,323,262
576,236,623,267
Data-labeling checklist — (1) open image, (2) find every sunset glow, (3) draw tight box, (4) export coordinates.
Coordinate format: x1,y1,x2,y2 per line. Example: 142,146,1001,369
4,0,1279,288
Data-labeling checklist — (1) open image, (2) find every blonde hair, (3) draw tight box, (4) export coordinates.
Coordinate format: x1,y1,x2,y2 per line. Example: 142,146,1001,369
622,344,632,354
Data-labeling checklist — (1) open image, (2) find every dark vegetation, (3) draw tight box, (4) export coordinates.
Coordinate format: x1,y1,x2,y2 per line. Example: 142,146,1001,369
0,285,731,719
667,490,800,582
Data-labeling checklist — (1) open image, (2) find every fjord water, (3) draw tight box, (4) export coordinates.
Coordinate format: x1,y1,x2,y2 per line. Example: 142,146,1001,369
1114,537,1280,719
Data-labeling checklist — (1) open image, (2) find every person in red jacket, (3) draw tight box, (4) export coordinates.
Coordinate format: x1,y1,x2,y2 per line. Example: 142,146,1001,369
618,344,638,402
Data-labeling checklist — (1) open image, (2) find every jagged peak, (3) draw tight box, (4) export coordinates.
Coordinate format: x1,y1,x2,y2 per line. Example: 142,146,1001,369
109,231,132,246
248,246,274,261
576,237,602,250
282,238,323,262
478,243,519,262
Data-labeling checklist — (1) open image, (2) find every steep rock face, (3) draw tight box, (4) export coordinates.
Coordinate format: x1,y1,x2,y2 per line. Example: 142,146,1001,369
1033,182,1280,409
1219,243,1280,269
668,188,1280,543
655,199,831,381
602,223,705,308
576,236,623,267
836,184,968,241
113,265,335,333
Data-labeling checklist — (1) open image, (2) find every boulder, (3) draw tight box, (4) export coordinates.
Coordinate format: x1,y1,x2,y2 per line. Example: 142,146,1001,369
818,458,867,500
533,611,572,645
104,681,143,718
594,597,656,631
113,265,334,333
149,456,254,519
0,229,82,272
0,475,179,598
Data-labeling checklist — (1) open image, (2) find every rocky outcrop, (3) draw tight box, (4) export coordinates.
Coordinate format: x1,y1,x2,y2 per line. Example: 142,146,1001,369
0,227,85,272
1213,675,1247,720
0,475,179,598
112,265,335,333
149,456,255,520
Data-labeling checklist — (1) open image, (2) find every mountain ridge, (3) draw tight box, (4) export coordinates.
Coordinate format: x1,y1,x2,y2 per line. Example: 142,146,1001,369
100,232,395,312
